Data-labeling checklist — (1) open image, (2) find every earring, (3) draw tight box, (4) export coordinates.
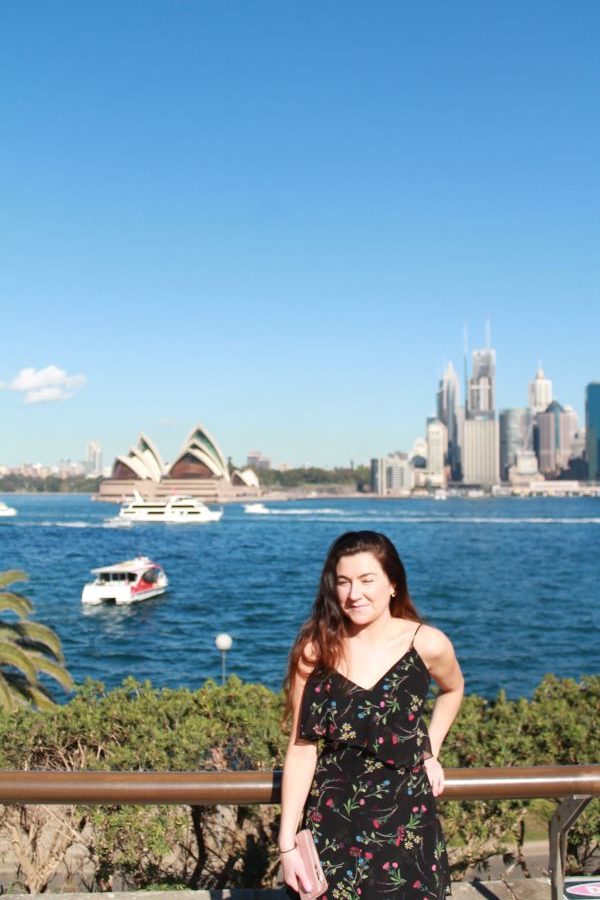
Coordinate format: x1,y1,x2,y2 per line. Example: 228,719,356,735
390,590,396,599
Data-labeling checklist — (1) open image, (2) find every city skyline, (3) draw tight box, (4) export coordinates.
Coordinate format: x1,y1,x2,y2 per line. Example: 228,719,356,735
0,354,594,473
1,3,599,467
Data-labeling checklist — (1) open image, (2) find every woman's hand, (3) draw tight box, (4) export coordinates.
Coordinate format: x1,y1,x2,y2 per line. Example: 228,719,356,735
280,846,313,895
424,755,445,797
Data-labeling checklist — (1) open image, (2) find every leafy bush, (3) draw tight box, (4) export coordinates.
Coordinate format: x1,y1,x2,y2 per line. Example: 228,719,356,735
434,675,600,874
0,674,597,891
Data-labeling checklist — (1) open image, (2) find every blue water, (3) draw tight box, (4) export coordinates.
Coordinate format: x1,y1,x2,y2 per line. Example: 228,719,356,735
0,494,598,699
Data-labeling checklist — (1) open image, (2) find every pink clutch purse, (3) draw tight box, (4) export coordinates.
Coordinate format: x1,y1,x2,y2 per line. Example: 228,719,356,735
295,828,328,900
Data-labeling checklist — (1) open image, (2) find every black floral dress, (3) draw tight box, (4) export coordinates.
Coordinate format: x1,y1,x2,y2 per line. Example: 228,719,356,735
298,628,450,900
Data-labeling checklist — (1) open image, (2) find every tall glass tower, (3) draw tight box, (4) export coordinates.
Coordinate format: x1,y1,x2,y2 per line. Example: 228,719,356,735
437,362,462,480
499,408,532,480
468,349,496,419
462,345,499,486
586,383,600,481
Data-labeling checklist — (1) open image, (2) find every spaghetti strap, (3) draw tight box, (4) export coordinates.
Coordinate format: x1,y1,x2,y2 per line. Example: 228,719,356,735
410,621,424,648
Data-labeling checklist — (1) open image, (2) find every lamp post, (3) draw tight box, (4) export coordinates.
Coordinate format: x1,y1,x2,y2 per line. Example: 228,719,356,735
215,633,232,685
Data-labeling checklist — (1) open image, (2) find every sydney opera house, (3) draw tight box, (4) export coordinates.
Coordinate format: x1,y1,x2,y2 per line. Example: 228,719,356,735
97,423,260,502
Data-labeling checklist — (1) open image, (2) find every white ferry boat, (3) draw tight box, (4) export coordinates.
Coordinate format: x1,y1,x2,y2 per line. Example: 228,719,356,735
0,502,17,518
243,502,269,515
118,491,223,523
81,557,168,605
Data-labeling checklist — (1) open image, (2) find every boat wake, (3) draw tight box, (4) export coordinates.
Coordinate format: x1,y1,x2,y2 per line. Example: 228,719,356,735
246,508,600,525
38,520,98,528
244,503,344,516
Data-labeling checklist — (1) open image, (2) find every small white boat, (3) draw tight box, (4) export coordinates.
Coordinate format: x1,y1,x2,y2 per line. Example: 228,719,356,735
466,488,486,499
0,502,17,518
433,489,448,501
118,491,223,523
243,502,269,515
81,557,168,605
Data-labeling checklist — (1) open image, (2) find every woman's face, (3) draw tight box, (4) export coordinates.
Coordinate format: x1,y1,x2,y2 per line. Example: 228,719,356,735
335,551,395,627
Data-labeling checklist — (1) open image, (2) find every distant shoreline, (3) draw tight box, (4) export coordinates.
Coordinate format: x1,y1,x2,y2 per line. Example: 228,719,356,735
2,488,599,502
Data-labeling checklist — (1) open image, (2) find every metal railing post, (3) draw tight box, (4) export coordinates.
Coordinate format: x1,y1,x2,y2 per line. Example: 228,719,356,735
549,796,591,900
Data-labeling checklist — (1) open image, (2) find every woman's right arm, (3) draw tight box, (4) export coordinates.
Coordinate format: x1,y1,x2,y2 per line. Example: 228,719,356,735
278,671,318,894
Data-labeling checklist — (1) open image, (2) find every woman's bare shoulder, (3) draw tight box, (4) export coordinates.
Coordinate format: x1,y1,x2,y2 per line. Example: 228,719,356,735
413,623,455,664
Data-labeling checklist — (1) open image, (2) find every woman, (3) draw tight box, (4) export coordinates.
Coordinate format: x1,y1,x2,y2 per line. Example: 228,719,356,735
279,531,464,900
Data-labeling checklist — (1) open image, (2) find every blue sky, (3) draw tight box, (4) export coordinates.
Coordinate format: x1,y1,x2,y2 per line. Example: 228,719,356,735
1,1,599,468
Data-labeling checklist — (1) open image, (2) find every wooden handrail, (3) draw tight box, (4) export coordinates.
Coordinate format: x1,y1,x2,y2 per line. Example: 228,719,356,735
0,764,598,805
0,764,597,900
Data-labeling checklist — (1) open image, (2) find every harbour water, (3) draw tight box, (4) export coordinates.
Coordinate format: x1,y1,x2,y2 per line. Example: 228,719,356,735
0,494,598,699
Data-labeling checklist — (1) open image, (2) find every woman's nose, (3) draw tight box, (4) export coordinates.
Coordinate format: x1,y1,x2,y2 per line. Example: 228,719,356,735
348,581,363,600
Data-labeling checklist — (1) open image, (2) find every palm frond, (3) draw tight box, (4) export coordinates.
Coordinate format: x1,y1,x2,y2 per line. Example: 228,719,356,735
0,674,16,712
0,642,38,682
6,675,56,710
0,592,34,617
0,567,73,710
0,621,65,662
28,653,74,692
0,570,28,589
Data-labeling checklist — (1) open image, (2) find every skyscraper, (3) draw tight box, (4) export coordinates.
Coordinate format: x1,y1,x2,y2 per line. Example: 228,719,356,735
536,401,573,475
586,383,600,481
86,440,103,476
462,341,499,486
462,419,500,486
426,418,448,479
371,454,414,495
468,349,496,418
528,366,553,414
499,408,532,481
436,362,462,480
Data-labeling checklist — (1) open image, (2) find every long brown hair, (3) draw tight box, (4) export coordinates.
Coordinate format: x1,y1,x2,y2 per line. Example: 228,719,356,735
283,531,422,722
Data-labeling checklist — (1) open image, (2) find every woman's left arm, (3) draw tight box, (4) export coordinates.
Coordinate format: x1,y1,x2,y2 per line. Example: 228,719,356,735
419,628,464,796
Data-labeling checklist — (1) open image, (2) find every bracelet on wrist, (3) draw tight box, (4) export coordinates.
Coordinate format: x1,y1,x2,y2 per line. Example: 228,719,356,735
279,844,296,854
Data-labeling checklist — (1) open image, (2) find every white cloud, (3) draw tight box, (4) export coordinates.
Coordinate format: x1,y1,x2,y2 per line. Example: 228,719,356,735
9,365,86,404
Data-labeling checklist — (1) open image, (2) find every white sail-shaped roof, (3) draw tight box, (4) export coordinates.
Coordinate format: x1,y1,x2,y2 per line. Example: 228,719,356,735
167,423,230,481
232,468,260,488
112,432,165,482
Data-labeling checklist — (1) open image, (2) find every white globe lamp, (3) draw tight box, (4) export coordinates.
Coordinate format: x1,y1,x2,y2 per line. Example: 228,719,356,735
215,633,233,684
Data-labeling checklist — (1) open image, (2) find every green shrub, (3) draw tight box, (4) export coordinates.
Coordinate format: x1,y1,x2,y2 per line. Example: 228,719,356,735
0,673,597,891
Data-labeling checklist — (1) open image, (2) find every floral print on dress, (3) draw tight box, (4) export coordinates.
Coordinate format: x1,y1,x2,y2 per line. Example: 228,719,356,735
297,645,450,900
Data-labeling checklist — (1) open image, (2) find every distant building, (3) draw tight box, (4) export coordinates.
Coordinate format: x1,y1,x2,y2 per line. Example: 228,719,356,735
57,460,86,477
86,440,103,476
409,437,428,463
537,401,573,475
99,423,259,501
528,366,553,414
462,419,500,486
462,344,499,486
247,451,271,470
371,453,414,495
231,468,260,488
110,433,165,483
586,382,600,481
507,449,543,486
468,348,496,419
426,418,448,482
437,362,462,480
570,427,586,460
499,408,532,481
